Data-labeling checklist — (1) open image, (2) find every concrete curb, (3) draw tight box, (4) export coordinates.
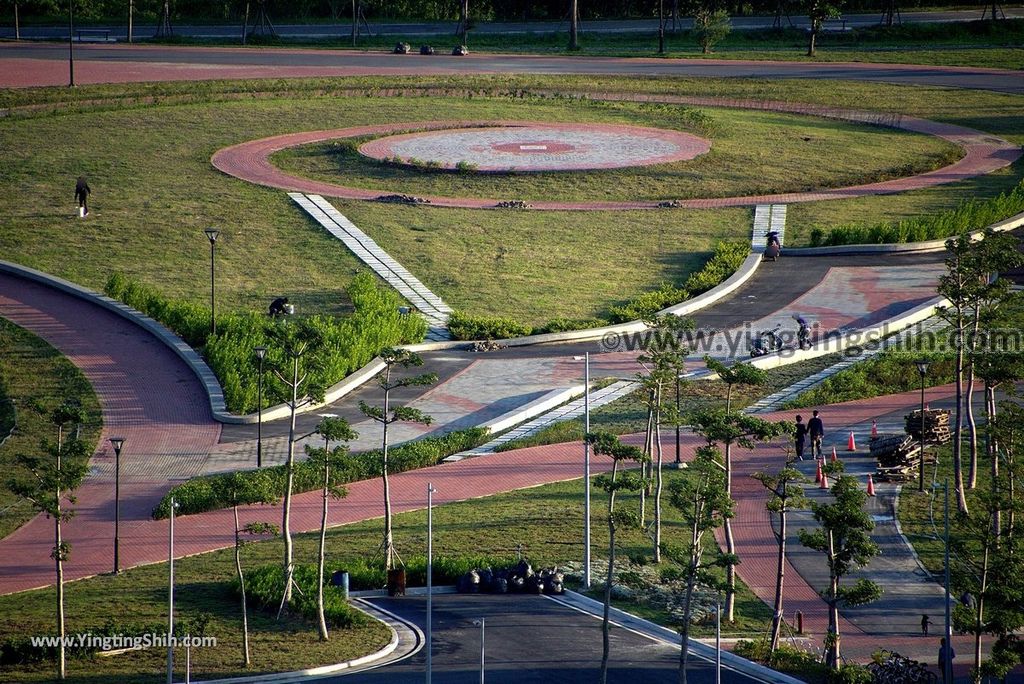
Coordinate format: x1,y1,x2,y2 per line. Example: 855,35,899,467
481,385,585,434
550,590,806,684
407,250,762,351
187,599,415,684
784,209,1024,256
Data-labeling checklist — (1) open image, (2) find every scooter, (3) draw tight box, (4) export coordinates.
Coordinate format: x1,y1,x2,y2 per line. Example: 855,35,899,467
749,325,783,357
763,231,781,261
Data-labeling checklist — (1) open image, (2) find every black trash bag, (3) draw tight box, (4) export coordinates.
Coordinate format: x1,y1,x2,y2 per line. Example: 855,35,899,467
508,574,525,592
515,559,533,579
419,45,435,55
493,577,509,594
478,568,494,592
525,574,543,594
393,42,411,54
458,569,480,593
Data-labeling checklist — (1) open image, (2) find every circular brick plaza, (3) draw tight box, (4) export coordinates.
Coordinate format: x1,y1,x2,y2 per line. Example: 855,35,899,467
357,122,711,172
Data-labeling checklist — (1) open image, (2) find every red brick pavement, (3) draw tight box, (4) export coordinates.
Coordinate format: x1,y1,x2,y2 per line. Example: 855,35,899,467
0,272,221,593
211,101,1019,211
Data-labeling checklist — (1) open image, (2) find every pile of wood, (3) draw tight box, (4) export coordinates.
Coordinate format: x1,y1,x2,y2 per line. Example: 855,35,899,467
904,409,952,444
871,433,924,482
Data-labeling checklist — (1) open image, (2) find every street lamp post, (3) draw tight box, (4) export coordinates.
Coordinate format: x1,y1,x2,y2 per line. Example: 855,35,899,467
109,437,125,574
68,0,75,86
472,618,485,684
583,351,591,590
204,228,219,335
916,360,929,492
426,482,436,684
675,373,681,464
167,496,179,684
943,478,952,684
254,346,267,468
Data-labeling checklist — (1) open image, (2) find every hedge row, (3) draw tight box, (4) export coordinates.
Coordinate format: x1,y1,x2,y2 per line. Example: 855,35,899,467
104,272,427,413
808,180,1024,247
240,564,368,628
152,427,489,519
338,553,518,590
447,241,749,340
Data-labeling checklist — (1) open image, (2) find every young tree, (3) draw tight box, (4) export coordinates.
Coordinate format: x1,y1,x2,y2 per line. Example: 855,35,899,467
7,402,89,681
359,347,437,571
307,416,358,640
663,446,733,684
586,431,646,684
568,0,579,49
798,467,882,669
212,471,278,667
803,0,842,56
703,356,767,416
688,407,787,621
751,456,809,652
265,319,328,610
693,7,731,54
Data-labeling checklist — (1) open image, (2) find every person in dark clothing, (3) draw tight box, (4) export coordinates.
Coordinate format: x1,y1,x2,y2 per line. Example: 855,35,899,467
938,637,955,683
794,414,808,461
808,409,825,459
74,176,90,217
921,614,931,636
268,297,290,317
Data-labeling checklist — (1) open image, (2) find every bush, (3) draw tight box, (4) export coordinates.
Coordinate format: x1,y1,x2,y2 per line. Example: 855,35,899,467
811,179,1024,247
105,272,427,413
447,311,532,340
153,427,489,518
338,554,522,590
241,564,367,628
531,317,609,334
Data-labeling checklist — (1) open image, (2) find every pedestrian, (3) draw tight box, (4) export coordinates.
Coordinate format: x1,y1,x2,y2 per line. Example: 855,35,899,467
794,415,808,461
938,637,955,683
808,409,825,459
74,176,90,217
921,614,931,636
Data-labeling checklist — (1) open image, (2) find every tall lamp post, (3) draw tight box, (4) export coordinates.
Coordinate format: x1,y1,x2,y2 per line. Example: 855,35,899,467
254,346,267,468
472,618,485,684
583,351,591,590
109,437,125,574
916,360,929,492
426,482,436,684
167,496,179,684
204,228,219,335
68,0,75,86
675,372,681,464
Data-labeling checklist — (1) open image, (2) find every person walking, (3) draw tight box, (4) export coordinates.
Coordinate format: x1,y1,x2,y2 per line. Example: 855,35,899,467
938,637,955,683
74,176,91,217
921,614,931,636
794,414,808,461
808,409,825,459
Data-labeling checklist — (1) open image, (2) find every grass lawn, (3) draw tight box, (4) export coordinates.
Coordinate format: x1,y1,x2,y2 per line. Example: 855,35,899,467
0,469,772,683
147,19,1024,69
271,105,960,203
1,75,1021,325
0,319,103,540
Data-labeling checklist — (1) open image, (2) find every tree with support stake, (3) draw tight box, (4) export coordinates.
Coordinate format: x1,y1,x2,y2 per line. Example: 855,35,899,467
359,347,437,574
154,0,172,38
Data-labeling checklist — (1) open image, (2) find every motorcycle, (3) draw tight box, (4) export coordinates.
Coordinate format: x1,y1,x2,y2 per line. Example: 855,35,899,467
749,325,783,357
763,231,781,261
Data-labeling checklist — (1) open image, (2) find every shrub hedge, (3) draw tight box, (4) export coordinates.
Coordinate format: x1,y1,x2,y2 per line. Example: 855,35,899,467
808,180,1024,247
338,553,519,590
105,272,427,413
447,240,749,340
240,564,368,628
152,427,489,519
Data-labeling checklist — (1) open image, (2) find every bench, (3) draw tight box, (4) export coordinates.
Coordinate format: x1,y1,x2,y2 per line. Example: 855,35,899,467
75,28,112,42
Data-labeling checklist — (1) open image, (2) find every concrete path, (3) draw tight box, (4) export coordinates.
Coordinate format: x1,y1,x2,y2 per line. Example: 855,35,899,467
3,43,1024,94
289,192,451,340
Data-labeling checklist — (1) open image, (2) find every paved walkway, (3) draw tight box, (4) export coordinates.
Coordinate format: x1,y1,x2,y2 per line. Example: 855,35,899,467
290,192,451,340
210,100,1020,210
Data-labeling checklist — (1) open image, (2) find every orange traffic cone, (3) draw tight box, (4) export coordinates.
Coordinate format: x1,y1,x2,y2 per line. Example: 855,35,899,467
847,432,857,451
866,474,876,496
815,458,823,483
831,446,838,463
819,470,830,489
871,420,878,438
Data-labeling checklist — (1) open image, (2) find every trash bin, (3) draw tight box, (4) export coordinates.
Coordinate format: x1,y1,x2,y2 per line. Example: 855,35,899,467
387,568,406,596
331,570,349,599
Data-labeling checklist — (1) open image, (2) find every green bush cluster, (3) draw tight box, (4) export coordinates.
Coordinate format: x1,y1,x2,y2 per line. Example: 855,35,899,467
105,272,427,413
152,427,489,519
339,553,519,590
808,180,1024,247
733,639,872,683
448,241,748,340
240,564,368,628
784,350,954,409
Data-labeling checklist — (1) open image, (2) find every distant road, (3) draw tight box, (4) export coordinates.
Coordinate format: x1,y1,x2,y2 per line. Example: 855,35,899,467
2,8,1023,41
3,42,1023,93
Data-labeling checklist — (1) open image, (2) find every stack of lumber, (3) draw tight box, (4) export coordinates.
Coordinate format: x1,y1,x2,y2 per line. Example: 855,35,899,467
904,409,952,444
871,433,924,482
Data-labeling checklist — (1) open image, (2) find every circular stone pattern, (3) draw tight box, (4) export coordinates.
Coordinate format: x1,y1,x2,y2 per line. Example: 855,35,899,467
357,122,711,172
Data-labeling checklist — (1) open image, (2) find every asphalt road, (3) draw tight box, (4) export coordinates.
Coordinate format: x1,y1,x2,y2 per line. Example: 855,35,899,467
329,593,768,684
3,42,1023,94
4,9,1023,40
